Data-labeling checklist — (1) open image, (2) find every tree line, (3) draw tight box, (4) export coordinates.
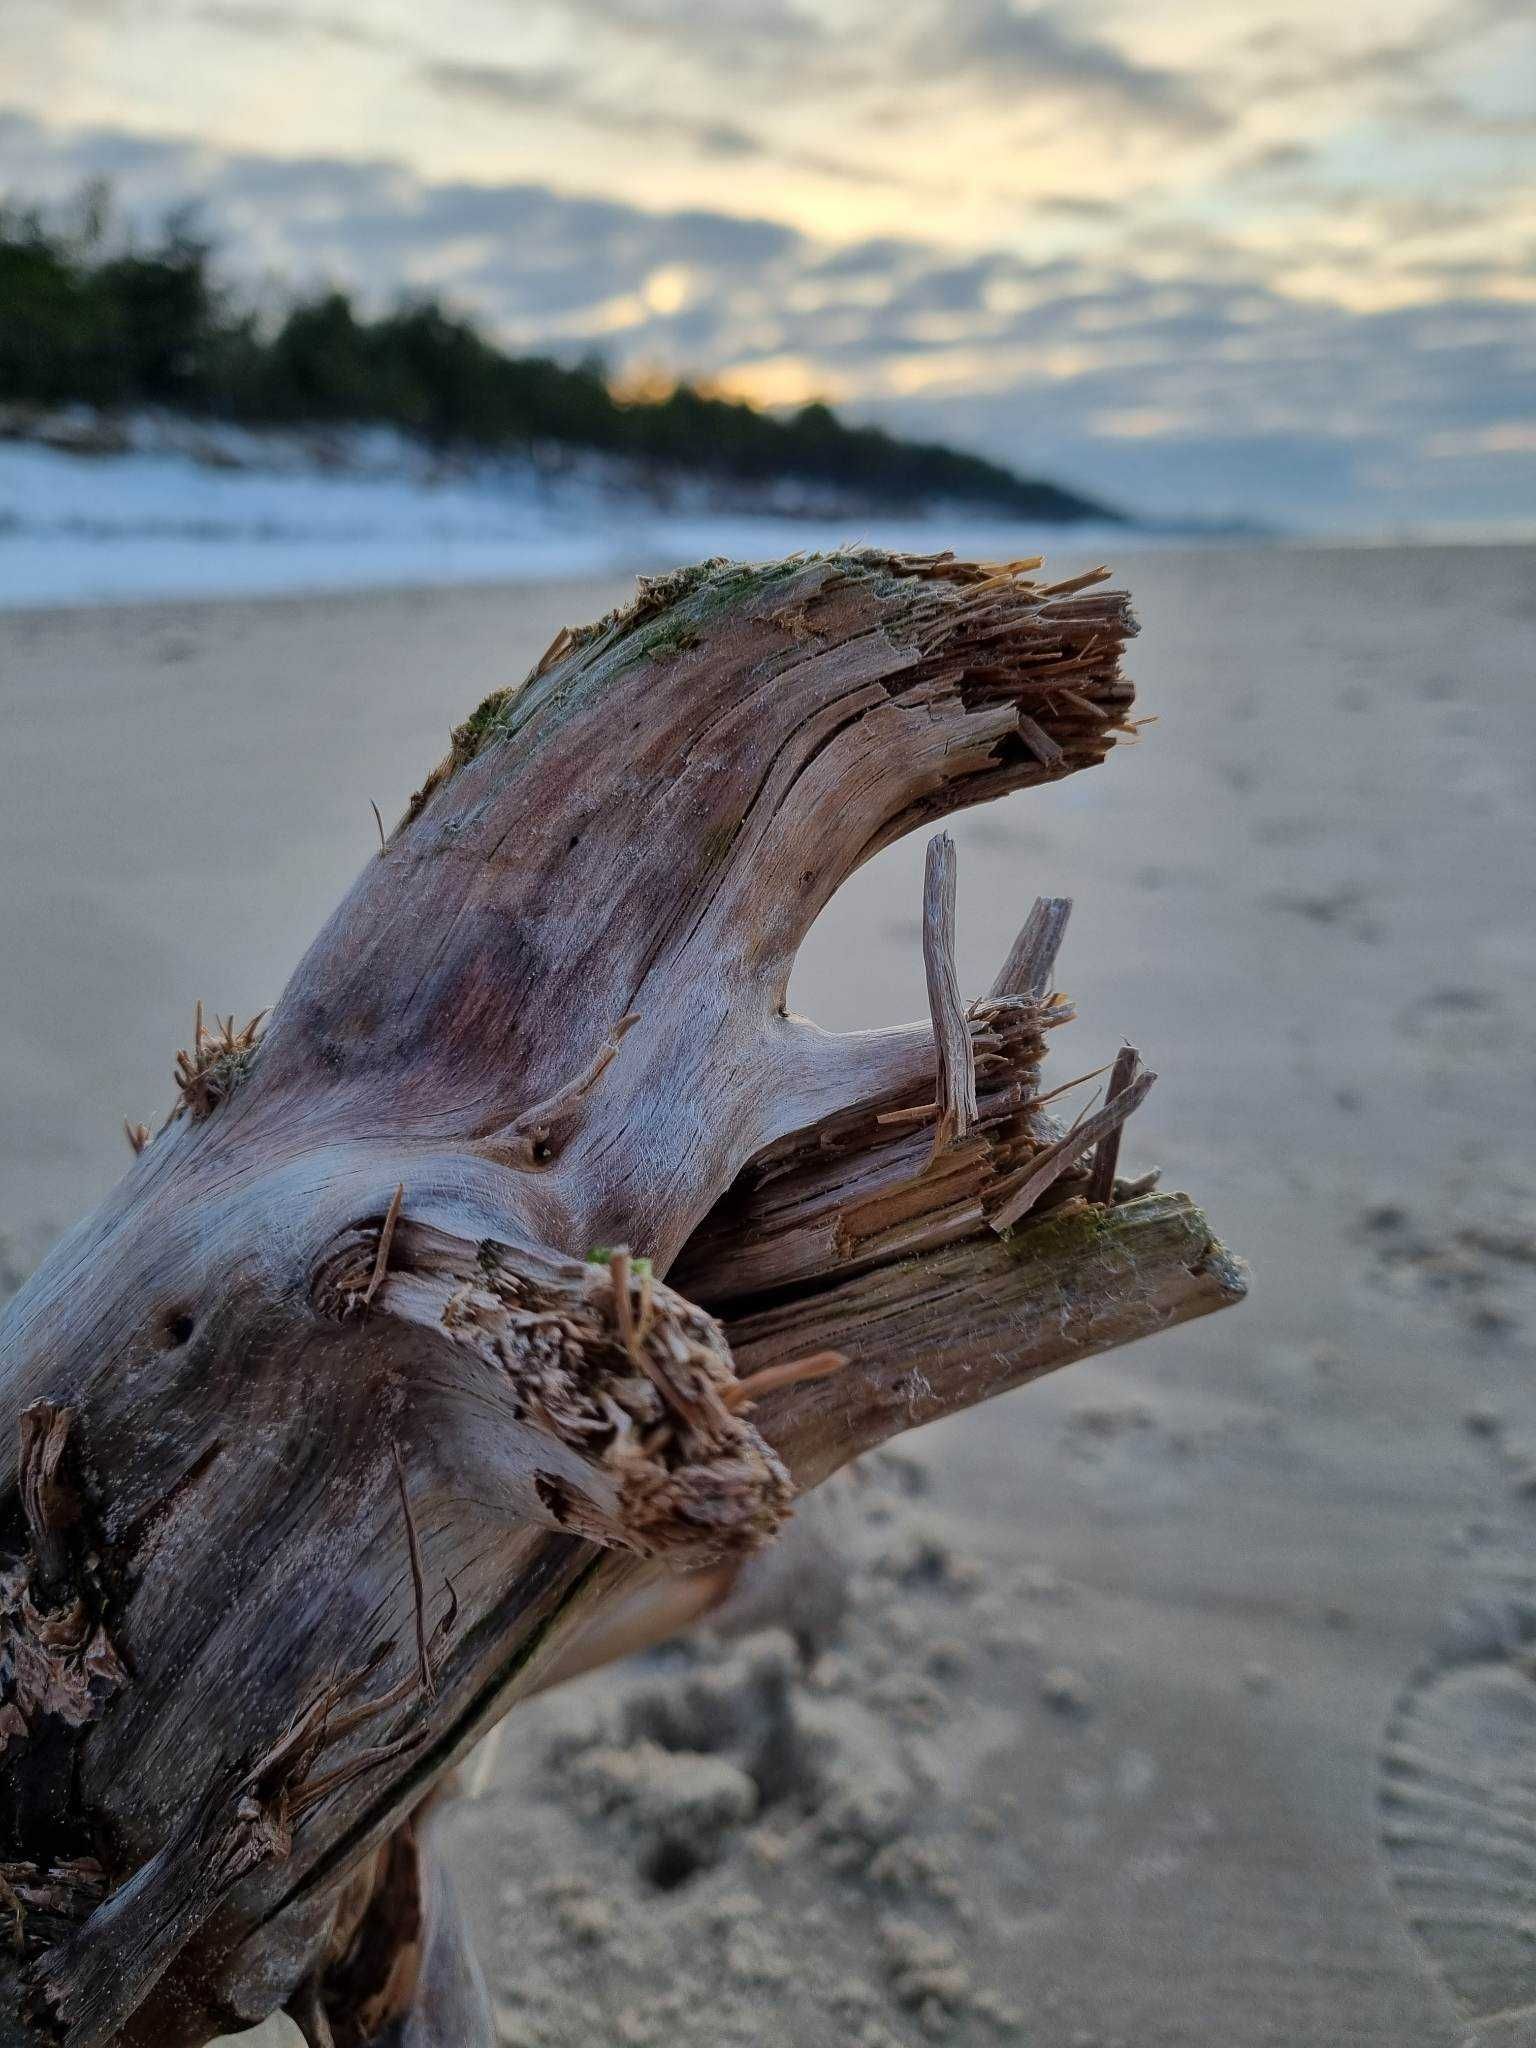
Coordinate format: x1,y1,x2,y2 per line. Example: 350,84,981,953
0,185,1116,521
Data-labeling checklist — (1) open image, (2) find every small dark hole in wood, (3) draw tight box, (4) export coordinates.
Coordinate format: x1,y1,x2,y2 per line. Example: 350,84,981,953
163,1312,196,1349
640,1837,703,1892
535,1474,571,1525
531,1141,555,1165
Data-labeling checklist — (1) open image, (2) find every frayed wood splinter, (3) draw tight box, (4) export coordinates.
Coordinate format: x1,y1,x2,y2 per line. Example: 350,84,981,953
1086,1045,1143,1206
503,1011,641,1165
922,832,977,1160
721,1351,847,1412
360,1183,405,1309
169,1002,266,1123
990,895,1072,1001
990,1065,1156,1232
391,1439,436,1704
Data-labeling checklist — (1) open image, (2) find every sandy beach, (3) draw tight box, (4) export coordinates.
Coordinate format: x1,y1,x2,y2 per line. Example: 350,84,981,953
3,541,1534,2046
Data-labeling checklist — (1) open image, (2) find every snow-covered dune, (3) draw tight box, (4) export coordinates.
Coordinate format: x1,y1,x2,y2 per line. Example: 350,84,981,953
0,425,1136,610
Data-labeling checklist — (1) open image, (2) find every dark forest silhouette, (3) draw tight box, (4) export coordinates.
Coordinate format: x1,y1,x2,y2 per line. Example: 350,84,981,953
0,185,1118,521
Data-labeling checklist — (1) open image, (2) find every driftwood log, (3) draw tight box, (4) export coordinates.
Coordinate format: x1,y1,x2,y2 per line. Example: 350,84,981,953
0,550,1245,2046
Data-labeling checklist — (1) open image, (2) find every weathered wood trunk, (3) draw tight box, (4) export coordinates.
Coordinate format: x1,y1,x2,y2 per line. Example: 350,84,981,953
0,551,1244,2046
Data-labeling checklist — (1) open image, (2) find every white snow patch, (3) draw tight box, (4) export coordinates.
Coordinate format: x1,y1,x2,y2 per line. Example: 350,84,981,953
0,428,1139,611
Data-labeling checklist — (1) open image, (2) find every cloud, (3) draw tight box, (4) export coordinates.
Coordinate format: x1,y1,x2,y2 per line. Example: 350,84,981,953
419,58,902,183
808,237,932,278
1232,141,1314,177
195,2,398,46
1245,0,1533,107
421,61,588,111
0,108,200,185
1034,194,1127,219
931,1,1226,135
1407,90,1536,137
524,0,842,85
552,0,823,49
423,61,758,158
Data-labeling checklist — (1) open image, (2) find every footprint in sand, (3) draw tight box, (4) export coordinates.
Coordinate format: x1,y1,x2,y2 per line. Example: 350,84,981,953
1380,1579,1536,2035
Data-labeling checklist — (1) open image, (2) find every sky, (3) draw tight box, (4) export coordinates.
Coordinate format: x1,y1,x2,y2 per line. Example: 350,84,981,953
1,0,1533,531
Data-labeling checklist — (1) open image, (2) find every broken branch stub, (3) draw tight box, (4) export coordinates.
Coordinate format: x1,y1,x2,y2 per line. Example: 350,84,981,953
0,550,1243,2048
921,832,977,1158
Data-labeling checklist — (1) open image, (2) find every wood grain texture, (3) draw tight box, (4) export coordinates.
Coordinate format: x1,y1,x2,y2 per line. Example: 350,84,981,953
0,549,1243,2046
921,833,977,1156
989,894,1073,1001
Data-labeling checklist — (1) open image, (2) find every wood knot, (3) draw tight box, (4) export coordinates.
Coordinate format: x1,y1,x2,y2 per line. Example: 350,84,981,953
483,1012,640,1172
1,1406,128,1758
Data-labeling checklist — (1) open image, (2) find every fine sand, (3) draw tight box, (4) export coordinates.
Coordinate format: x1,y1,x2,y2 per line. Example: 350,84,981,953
3,543,1534,2046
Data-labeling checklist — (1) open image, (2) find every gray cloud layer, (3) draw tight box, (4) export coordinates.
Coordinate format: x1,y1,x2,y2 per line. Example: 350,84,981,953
418,57,912,185
934,0,1226,134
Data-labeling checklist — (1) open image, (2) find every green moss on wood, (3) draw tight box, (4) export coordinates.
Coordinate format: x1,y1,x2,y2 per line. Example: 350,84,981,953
999,1190,1196,1264
452,686,519,757
403,548,954,828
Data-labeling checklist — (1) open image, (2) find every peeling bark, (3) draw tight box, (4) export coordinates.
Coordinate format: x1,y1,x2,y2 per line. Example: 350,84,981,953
0,549,1243,2045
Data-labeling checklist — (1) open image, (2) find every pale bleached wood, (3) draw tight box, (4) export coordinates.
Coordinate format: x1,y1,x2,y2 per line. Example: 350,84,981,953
1085,1043,1142,1207
921,832,976,1155
0,549,1241,2048
672,996,1062,1307
989,894,1073,1000
740,1189,1245,1485
988,1065,1156,1232
525,1190,1244,1700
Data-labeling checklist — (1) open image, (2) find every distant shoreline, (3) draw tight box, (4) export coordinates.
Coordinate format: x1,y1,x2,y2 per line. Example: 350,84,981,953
0,418,1148,612
0,401,1126,530
3,415,1523,615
